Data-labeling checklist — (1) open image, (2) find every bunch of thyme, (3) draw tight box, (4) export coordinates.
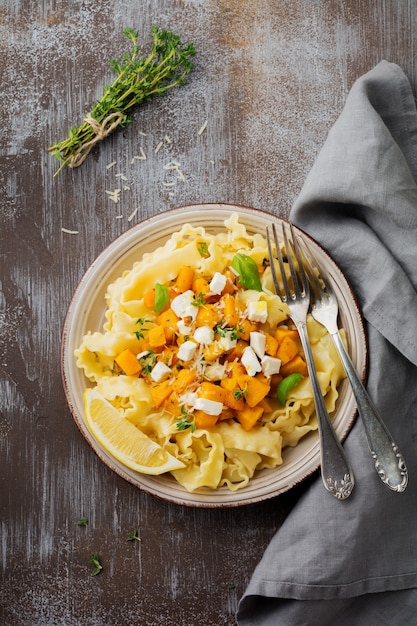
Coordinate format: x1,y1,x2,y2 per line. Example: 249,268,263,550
49,26,196,175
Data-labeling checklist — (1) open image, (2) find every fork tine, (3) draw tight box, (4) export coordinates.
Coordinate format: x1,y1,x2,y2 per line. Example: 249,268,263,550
266,225,282,298
288,222,310,299
298,239,331,302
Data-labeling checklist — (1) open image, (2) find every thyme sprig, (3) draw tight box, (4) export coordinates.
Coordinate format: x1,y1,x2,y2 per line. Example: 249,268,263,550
49,26,196,175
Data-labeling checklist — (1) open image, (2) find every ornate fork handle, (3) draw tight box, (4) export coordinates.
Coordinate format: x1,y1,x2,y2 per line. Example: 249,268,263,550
297,321,355,500
331,331,408,492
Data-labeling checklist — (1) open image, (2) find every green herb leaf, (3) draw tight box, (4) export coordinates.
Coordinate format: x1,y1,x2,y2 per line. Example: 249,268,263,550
154,283,169,312
138,350,157,375
277,373,304,406
127,530,141,542
176,406,196,432
197,241,209,257
231,253,262,291
90,554,103,576
77,516,88,527
191,292,206,307
135,317,152,340
233,387,248,401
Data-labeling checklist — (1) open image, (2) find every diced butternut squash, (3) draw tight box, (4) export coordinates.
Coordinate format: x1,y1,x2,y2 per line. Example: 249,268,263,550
236,405,264,431
192,277,210,295
238,319,257,341
164,394,182,417
172,368,197,394
224,339,248,362
265,333,279,356
160,345,178,367
143,288,156,309
199,381,227,403
194,410,219,429
151,380,173,408
203,342,224,362
115,348,141,376
221,362,247,391
223,294,239,326
274,327,299,343
240,375,271,408
176,266,194,293
156,308,178,343
223,389,245,411
148,325,167,348
280,355,308,377
276,336,299,365
195,304,220,328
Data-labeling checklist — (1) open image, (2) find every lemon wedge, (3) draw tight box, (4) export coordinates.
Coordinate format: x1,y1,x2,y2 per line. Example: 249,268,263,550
84,388,185,475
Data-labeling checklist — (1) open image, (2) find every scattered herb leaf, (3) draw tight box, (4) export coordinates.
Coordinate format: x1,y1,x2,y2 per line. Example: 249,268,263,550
135,317,151,340
138,350,157,375
176,406,196,432
233,387,248,401
231,253,262,291
90,554,103,576
127,530,141,542
197,241,209,257
191,292,206,308
277,373,304,406
154,283,169,312
215,321,243,341
77,516,88,527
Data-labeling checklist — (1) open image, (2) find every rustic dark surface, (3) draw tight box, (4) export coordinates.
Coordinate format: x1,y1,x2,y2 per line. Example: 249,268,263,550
1,1,416,624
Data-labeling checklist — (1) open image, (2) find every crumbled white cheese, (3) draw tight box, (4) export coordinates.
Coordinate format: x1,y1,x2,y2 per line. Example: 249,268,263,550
177,320,192,335
155,141,163,154
193,326,214,345
171,290,198,321
218,334,237,351
61,228,79,235
177,340,197,361
250,331,266,358
150,361,172,382
194,397,223,415
209,272,227,295
127,208,138,222
247,300,268,323
261,355,282,377
178,391,198,410
242,346,262,376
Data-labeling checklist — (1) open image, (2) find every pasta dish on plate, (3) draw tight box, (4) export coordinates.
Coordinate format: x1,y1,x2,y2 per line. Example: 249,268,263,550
75,213,346,492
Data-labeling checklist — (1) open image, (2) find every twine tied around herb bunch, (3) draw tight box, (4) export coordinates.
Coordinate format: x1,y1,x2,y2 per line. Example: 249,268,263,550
69,112,125,168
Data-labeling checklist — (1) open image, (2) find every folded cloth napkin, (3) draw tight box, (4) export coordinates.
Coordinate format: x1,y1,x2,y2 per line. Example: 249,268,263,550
237,61,417,625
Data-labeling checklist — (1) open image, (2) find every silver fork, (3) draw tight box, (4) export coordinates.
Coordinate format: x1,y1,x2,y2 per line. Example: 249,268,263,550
266,222,355,500
301,240,408,492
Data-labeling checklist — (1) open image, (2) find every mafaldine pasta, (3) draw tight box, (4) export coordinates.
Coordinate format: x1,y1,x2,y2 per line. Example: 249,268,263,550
75,214,346,492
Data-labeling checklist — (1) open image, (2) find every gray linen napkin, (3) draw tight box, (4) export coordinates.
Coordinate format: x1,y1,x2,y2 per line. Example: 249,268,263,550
237,61,417,625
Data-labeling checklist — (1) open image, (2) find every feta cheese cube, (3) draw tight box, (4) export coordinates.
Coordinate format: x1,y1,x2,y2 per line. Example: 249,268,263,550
150,361,172,382
194,397,223,415
218,334,237,351
171,290,197,321
209,271,227,295
247,300,268,323
193,325,214,345
241,346,262,376
177,320,192,335
177,340,197,361
250,331,266,358
261,355,282,377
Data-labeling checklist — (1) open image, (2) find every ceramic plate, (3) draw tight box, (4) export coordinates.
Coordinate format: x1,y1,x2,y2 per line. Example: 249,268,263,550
61,204,367,507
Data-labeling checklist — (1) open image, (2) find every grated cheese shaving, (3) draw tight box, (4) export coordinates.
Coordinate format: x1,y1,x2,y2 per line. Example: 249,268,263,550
198,120,208,135
61,228,79,235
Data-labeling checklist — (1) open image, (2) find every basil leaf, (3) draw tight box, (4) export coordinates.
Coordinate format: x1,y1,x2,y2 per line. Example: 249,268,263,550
231,253,262,291
277,373,304,406
154,283,169,312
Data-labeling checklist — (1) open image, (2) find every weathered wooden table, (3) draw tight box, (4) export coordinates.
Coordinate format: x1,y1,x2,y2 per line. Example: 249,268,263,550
1,1,416,624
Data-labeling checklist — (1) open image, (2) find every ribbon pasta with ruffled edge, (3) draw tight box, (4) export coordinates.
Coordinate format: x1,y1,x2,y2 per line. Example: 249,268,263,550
75,214,346,492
